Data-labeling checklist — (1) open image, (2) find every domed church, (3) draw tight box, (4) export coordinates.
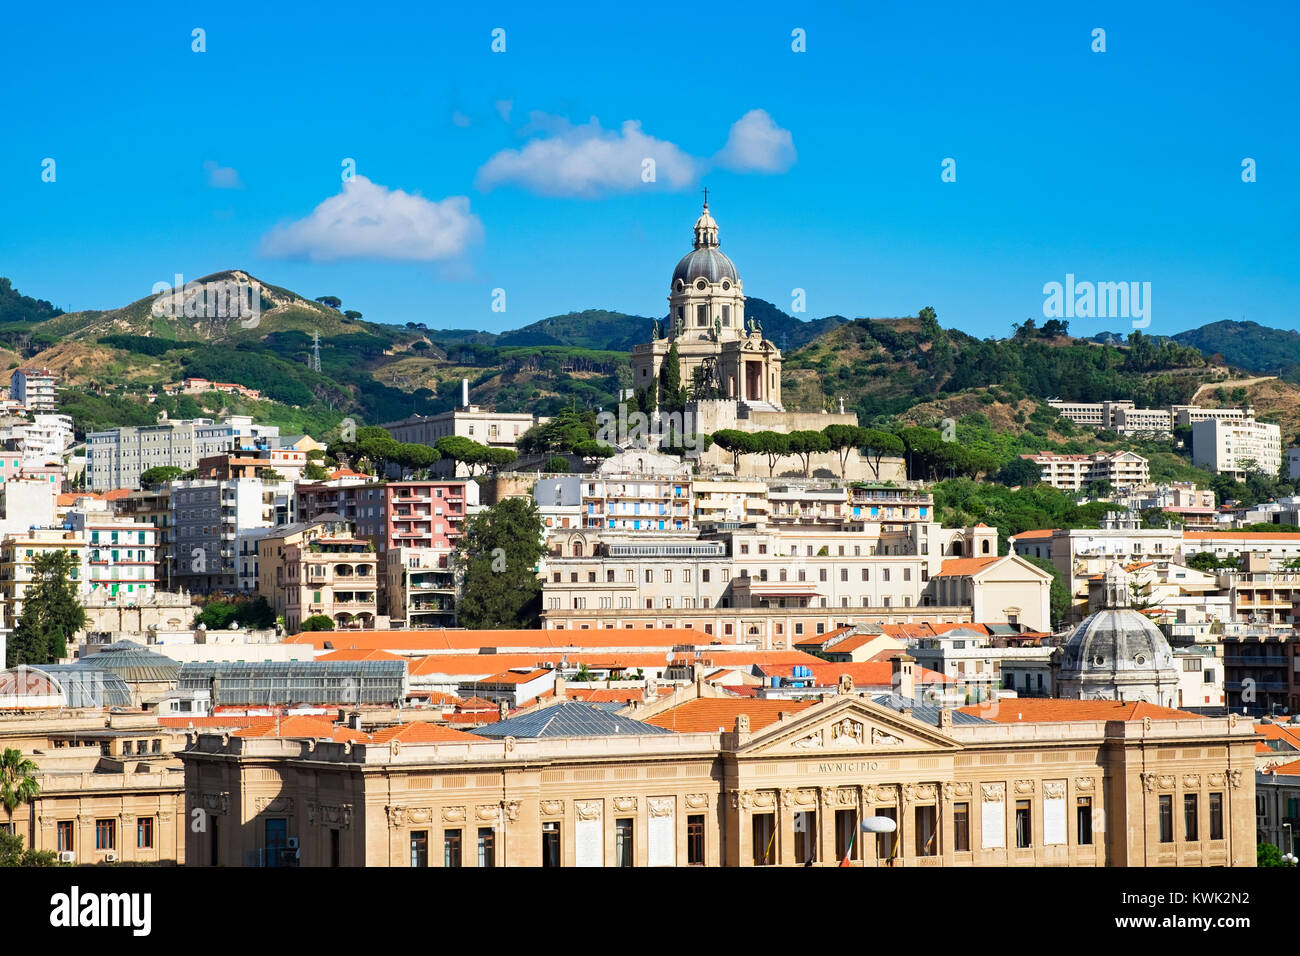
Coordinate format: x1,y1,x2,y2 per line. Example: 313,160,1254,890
1056,563,1179,706
631,199,784,411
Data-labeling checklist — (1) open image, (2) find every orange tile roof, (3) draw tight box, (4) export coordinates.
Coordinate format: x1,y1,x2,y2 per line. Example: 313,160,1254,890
445,712,501,725
1254,723,1300,750
760,659,954,686
157,716,264,729
793,626,855,647
644,698,815,733
287,627,708,651
318,648,406,662
369,722,482,744
232,716,370,742
1011,529,1057,539
957,700,1199,723
1266,758,1300,776
457,697,499,710
935,557,1005,577
480,668,552,685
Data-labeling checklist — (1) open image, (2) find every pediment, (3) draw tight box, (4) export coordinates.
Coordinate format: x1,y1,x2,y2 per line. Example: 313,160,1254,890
738,696,961,757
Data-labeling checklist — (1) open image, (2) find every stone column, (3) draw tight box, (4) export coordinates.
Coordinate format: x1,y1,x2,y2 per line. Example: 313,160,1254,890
777,789,796,866
819,788,837,866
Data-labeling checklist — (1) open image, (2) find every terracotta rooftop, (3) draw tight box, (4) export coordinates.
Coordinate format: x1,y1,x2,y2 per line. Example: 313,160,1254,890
935,557,1005,577
957,700,1200,723
644,698,816,734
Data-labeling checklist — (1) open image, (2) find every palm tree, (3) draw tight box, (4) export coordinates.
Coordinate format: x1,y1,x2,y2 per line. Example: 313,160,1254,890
1,748,40,848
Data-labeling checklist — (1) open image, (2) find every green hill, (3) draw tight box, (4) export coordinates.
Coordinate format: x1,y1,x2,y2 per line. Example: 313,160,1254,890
1173,320,1300,382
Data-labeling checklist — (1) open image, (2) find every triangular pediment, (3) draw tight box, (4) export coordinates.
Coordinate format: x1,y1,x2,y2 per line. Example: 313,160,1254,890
738,696,962,757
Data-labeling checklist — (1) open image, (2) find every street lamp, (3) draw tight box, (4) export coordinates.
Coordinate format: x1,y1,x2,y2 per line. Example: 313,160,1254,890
861,816,898,867
1285,822,1293,858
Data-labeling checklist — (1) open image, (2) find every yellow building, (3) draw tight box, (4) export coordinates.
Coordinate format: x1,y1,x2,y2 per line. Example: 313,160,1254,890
181,687,1256,867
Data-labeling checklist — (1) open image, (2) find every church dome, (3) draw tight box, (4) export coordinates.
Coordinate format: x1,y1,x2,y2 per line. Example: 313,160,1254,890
671,200,739,286
1057,563,1178,704
672,247,739,286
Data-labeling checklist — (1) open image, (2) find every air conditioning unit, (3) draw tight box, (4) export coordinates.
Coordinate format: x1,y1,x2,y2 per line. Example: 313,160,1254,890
58,851,75,863
286,837,299,850
104,851,118,862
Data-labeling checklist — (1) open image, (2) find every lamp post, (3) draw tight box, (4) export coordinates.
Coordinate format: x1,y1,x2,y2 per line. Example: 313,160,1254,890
861,816,898,868
1285,821,1293,859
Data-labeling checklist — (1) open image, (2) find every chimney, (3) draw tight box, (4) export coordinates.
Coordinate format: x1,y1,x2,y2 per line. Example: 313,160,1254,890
349,711,362,731
892,654,916,701
554,673,567,700
337,708,346,725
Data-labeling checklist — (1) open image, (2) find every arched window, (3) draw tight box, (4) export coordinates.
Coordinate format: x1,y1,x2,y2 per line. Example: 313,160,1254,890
981,539,991,555
951,540,964,557
572,540,584,558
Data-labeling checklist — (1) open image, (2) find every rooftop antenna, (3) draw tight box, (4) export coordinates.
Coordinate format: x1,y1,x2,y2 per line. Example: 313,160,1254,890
311,332,322,373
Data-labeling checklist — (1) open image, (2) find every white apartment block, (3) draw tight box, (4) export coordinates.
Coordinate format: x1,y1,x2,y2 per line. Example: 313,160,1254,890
1048,400,1253,438
536,474,693,533
64,510,159,606
1021,450,1149,490
384,546,456,628
86,415,280,491
692,480,770,527
1192,417,1281,479
10,367,57,412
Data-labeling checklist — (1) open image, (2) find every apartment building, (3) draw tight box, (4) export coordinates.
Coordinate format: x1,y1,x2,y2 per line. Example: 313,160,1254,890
197,447,307,482
0,528,84,618
692,480,769,527
385,546,457,629
1010,513,1183,613
297,480,472,557
1222,631,1299,716
170,477,295,593
1021,451,1149,491
64,511,159,606
0,477,57,536
112,487,173,588
1192,417,1282,479
537,474,693,534
1048,400,1252,439
10,367,57,412
0,413,73,464
86,414,280,491
280,534,379,632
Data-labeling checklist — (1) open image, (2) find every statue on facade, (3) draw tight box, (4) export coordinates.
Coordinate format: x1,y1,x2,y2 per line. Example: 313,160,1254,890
713,316,721,338
674,312,684,338
651,318,660,340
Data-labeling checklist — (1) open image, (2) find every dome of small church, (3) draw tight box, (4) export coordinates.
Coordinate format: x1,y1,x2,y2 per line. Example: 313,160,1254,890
1057,563,1178,705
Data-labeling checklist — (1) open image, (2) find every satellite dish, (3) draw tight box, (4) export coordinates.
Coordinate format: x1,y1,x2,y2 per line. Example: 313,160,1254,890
861,817,898,834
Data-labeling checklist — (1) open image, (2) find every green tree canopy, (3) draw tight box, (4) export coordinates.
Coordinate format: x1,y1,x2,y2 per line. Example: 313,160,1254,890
139,465,184,486
0,749,39,826
751,431,791,477
456,497,546,629
786,429,830,477
300,615,335,632
7,551,85,667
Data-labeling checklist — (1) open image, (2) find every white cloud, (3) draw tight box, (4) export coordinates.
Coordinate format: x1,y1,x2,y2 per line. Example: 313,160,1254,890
476,113,698,198
260,176,483,262
203,160,244,189
494,99,513,122
714,109,796,173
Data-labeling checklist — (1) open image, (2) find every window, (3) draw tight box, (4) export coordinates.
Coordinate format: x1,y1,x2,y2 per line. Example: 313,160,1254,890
95,818,116,851
883,568,890,582
1158,795,1173,843
834,809,857,862
702,569,710,583
57,821,74,853
1015,800,1032,848
752,813,776,866
330,828,341,867
819,569,827,582
687,815,706,865
265,818,287,867
444,829,463,867
411,831,429,867
1209,793,1223,840
645,569,653,583
861,568,869,581
915,805,937,856
793,811,817,864
840,568,848,581
954,803,970,852
1184,794,1199,842
615,818,634,867
875,808,897,860
1077,797,1093,845
137,817,153,849
542,821,561,867
478,827,496,867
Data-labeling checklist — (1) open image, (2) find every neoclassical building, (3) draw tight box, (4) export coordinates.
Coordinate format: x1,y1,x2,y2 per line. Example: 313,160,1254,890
181,685,1256,867
631,201,783,412
628,203,877,480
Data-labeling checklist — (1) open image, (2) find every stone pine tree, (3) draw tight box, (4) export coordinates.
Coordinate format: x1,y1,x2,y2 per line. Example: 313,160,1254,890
7,551,86,667
455,497,546,629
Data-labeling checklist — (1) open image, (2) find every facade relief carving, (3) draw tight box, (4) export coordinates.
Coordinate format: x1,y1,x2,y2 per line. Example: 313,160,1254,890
981,783,1005,803
575,800,603,821
685,793,710,810
254,795,293,814
1014,779,1035,795
612,796,637,813
648,797,675,818
831,719,864,746
792,731,823,750
1075,776,1095,791
441,806,466,824
1043,780,1066,799
504,800,521,824
539,800,565,816
871,728,904,746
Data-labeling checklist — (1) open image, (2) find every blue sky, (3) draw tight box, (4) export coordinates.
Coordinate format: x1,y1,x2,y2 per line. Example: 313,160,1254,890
1,0,1296,340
